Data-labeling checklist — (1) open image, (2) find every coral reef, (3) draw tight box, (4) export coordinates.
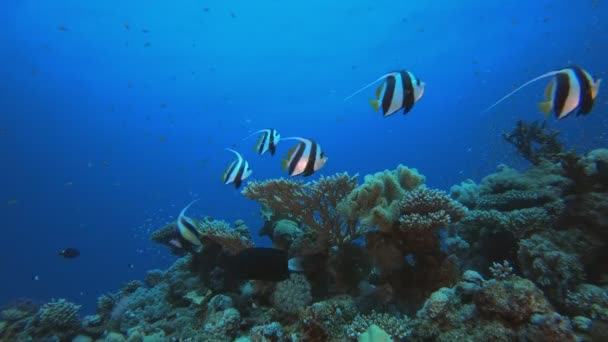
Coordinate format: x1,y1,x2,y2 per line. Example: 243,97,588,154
6,133,608,341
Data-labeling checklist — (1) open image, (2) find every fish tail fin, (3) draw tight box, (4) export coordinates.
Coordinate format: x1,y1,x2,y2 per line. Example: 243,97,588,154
538,101,553,116
289,253,327,273
369,99,380,111
483,70,562,113
281,158,289,171
343,73,393,102
288,257,304,272
592,78,602,99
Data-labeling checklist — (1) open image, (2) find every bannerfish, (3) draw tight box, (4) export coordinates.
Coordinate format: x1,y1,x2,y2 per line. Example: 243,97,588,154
177,199,202,246
484,66,601,119
222,149,252,188
344,70,425,117
59,248,80,258
281,137,328,177
245,129,281,156
228,247,306,282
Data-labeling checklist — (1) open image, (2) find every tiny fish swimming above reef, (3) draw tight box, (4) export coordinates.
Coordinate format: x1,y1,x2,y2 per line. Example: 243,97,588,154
484,65,601,119
281,137,327,177
58,248,80,258
251,128,281,155
177,199,202,246
345,70,425,117
222,149,252,188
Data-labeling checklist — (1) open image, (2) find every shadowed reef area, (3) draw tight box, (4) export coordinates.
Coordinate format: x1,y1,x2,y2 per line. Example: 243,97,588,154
2,120,608,341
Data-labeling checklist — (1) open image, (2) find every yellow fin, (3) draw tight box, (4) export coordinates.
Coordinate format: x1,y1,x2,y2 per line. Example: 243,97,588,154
544,79,555,100
375,84,383,99
538,101,552,116
222,161,236,182
282,145,298,170
369,99,380,111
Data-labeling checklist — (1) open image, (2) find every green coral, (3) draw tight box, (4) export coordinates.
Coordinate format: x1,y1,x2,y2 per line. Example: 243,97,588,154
339,165,425,232
449,179,480,209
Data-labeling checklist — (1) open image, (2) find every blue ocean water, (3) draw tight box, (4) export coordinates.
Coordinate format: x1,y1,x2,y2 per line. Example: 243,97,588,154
0,0,606,315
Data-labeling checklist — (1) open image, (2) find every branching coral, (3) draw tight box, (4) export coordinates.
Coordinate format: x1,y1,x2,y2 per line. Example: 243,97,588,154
489,261,514,280
502,119,563,165
243,172,365,252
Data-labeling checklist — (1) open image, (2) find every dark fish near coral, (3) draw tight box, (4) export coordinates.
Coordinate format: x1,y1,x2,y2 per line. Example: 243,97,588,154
177,199,202,246
484,66,601,119
244,129,281,156
59,248,80,258
229,248,305,281
281,137,328,177
344,70,425,117
222,149,252,188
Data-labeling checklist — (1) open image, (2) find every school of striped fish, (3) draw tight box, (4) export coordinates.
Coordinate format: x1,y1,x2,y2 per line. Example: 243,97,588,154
219,65,601,191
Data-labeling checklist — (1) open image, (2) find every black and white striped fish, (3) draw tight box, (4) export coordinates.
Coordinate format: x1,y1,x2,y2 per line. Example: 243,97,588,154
222,148,252,188
177,199,202,246
484,66,601,119
281,137,328,177
250,129,280,155
344,70,425,117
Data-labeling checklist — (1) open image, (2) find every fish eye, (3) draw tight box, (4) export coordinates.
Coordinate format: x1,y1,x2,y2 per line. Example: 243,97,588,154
417,79,421,86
